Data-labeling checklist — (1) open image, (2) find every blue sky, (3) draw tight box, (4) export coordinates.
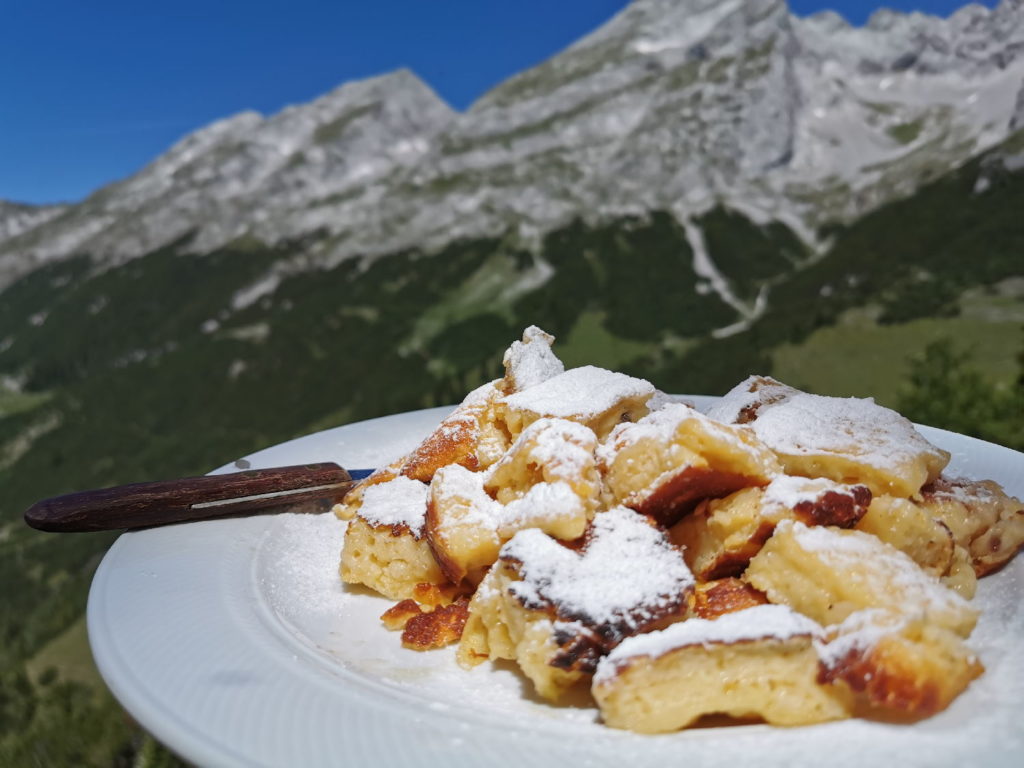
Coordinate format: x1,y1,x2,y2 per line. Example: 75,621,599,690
0,0,998,205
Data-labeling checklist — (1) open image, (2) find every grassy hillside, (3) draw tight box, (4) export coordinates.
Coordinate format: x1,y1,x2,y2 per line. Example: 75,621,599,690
0,133,1022,763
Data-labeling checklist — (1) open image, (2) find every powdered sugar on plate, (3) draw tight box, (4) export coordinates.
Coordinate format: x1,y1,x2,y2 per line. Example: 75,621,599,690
258,511,350,624
256,511,604,726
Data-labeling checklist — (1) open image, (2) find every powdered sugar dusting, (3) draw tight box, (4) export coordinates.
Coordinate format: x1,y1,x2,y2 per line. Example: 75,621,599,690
460,380,502,409
503,326,565,392
431,465,583,539
357,475,429,532
260,512,349,622
503,366,654,420
598,402,752,465
815,609,910,669
493,417,597,481
648,391,694,412
595,604,823,685
706,375,797,424
600,403,692,461
501,506,694,628
498,482,585,536
432,464,501,527
777,520,973,619
762,475,854,509
749,393,946,471
928,476,1005,506
237,406,1024,763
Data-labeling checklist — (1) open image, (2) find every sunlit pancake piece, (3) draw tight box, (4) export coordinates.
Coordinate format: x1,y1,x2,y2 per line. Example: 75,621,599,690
333,381,509,521
672,475,871,580
599,403,782,526
426,418,599,585
499,324,565,394
593,604,851,733
458,507,694,701
918,476,1024,577
425,466,503,586
339,476,448,601
709,377,949,498
485,417,601,515
818,609,983,717
705,375,801,425
501,365,655,440
856,495,959,585
332,460,401,521
941,544,979,599
744,521,978,637
403,379,510,480
688,577,768,620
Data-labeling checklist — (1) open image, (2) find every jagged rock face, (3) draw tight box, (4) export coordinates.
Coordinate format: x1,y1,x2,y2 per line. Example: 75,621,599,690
0,201,67,244
360,0,802,253
0,70,455,282
786,0,1024,219
2,0,1023,288
1011,80,1024,131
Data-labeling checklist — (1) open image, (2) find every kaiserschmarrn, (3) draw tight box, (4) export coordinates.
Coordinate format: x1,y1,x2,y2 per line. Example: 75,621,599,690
330,326,1021,734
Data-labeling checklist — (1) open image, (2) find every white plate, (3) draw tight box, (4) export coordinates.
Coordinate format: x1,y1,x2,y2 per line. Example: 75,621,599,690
88,400,1024,768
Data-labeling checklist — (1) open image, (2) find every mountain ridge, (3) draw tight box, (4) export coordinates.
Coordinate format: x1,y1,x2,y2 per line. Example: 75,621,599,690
2,0,1022,294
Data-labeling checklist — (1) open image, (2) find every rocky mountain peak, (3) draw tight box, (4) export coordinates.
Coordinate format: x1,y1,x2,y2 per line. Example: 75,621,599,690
2,1,1023,291
800,10,849,35
0,67,457,280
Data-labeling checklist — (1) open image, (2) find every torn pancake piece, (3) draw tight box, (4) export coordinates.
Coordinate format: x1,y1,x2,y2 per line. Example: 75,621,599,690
402,379,510,480
339,476,448,601
688,577,768,620
705,375,800,425
918,476,1024,577
426,418,599,585
710,378,949,498
818,609,983,717
425,465,504,586
458,506,694,701
744,521,978,637
333,380,509,521
485,417,601,515
593,604,851,733
856,495,959,585
672,475,871,580
500,325,565,393
501,365,655,440
426,467,592,587
599,403,782,526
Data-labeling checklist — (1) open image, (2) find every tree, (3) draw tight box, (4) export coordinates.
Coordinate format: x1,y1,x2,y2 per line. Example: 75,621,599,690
898,336,1024,451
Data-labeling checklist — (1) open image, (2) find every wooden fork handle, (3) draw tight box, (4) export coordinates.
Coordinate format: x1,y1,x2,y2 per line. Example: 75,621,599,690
23,463,356,532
